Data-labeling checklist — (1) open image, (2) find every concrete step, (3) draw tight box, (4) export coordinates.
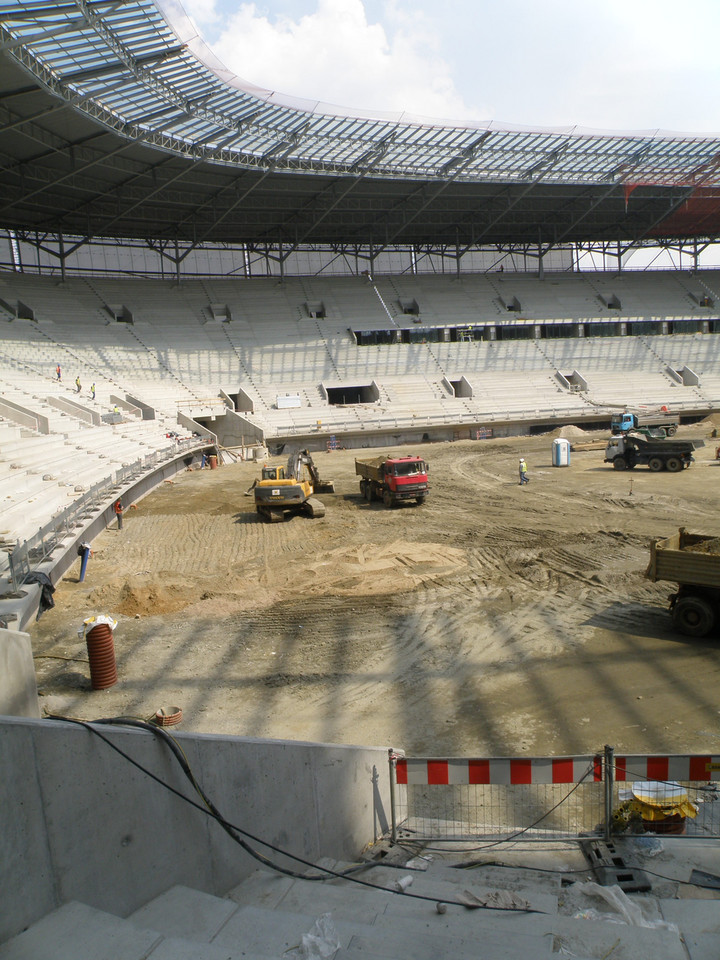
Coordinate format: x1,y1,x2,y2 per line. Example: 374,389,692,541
551,912,687,960
210,904,376,957
354,861,561,911
235,864,558,924
127,884,239,943
657,898,720,960
146,936,274,960
0,897,281,960
347,911,554,959
0,901,161,960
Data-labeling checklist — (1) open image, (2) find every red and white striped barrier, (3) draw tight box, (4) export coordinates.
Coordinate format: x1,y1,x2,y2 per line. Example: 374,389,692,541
393,754,720,786
613,755,720,783
394,756,602,786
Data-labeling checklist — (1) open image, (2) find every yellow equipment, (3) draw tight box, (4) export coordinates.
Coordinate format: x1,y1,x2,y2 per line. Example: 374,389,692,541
253,449,334,522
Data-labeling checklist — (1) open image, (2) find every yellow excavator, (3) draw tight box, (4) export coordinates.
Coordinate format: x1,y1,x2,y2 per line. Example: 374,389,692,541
252,449,335,522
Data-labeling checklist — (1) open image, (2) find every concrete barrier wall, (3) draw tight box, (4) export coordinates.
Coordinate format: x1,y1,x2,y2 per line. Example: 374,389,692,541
0,717,391,942
0,631,39,717
46,394,101,426
0,396,45,432
211,408,264,445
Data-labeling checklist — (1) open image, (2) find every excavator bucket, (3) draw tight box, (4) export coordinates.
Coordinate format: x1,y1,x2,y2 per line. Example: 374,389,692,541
314,480,335,494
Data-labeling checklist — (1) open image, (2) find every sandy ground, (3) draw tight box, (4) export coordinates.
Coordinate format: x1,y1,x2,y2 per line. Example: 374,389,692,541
30,425,720,758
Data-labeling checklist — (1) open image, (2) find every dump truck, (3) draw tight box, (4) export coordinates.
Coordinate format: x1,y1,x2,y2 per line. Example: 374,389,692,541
355,454,429,507
646,528,720,636
604,434,702,472
253,449,334,522
611,410,679,438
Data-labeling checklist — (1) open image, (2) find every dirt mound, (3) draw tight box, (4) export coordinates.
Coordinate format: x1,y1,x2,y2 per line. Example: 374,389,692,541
547,424,592,439
699,413,720,426
91,576,191,617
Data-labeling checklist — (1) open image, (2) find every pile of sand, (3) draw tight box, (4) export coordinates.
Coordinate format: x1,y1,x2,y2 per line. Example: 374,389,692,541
699,413,720,427
547,424,593,439
90,577,191,617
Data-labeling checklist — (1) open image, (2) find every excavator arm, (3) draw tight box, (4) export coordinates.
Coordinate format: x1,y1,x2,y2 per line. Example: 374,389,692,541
287,449,335,493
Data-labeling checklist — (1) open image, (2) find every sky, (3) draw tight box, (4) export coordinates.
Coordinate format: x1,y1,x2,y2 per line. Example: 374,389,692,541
166,0,720,134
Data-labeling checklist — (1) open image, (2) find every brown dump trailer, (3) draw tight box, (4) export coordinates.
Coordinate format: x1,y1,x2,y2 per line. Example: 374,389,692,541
646,528,720,637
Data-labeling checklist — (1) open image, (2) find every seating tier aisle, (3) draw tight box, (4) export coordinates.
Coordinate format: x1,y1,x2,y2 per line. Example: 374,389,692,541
0,271,717,453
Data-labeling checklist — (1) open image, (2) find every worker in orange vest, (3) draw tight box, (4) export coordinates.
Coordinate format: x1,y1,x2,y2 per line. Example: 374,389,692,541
114,498,124,530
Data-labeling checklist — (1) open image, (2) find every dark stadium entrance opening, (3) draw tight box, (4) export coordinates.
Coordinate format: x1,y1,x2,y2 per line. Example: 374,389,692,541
353,326,492,345
326,383,379,405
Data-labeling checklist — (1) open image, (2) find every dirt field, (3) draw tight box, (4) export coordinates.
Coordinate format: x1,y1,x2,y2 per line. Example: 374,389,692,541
30,424,720,758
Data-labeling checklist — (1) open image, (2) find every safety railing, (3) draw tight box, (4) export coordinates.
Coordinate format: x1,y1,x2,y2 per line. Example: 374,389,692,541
389,746,720,843
7,437,205,591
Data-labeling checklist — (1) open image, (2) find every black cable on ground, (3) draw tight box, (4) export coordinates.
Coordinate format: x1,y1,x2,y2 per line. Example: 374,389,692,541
395,842,707,889
47,715,546,915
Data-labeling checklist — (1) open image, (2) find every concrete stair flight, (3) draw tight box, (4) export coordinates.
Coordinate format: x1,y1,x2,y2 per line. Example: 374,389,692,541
3,848,717,960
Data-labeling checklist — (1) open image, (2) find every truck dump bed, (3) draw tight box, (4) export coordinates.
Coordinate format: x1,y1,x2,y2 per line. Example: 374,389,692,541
627,435,703,454
646,529,720,588
355,456,386,483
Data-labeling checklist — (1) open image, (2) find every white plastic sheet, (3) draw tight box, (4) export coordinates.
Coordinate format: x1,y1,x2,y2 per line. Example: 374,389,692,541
287,913,341,960
573,882,678,933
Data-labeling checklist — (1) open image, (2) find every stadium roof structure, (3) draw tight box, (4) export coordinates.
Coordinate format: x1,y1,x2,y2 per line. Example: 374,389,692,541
2,0,720,255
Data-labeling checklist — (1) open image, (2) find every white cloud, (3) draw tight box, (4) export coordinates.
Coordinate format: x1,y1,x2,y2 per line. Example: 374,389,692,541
178,0,476,121
173,0,720,132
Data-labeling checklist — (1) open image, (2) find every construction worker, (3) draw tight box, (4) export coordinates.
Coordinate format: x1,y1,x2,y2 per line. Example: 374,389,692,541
519,458,530,485
75,375,81,394
114,498,124,530
56,363,61,381
90,382,96,400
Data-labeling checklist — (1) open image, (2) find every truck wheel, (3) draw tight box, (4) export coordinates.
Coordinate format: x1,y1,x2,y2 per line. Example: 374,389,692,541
665,457,683,473
359,480,367,499
612,458,627,470
383,490,394,508
648,457,664,472
672,596,715,637
666,425,677,437
365,482,373,503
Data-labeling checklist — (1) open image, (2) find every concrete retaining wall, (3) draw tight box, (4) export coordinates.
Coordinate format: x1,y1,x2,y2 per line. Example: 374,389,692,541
0,717,391,942
0,631,39,717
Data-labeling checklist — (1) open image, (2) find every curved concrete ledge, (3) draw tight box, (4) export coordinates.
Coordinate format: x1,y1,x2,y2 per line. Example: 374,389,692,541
11,443,211,631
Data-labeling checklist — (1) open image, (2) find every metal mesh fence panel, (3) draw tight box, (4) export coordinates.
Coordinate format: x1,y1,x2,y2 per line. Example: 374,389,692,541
394,780,606,843
389,752,720,843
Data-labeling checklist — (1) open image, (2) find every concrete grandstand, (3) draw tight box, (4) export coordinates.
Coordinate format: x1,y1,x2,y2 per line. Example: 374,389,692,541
2,2,720,957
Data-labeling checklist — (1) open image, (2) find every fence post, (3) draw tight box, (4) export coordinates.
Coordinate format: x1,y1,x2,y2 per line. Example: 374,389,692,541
604,744,614,842
388,749,398,843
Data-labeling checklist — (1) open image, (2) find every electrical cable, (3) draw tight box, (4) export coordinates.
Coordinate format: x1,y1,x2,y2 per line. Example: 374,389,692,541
47,715,546,915
393,842,708,888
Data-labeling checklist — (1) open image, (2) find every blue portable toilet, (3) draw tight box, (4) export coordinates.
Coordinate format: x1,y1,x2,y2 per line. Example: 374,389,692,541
552,437,571,466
